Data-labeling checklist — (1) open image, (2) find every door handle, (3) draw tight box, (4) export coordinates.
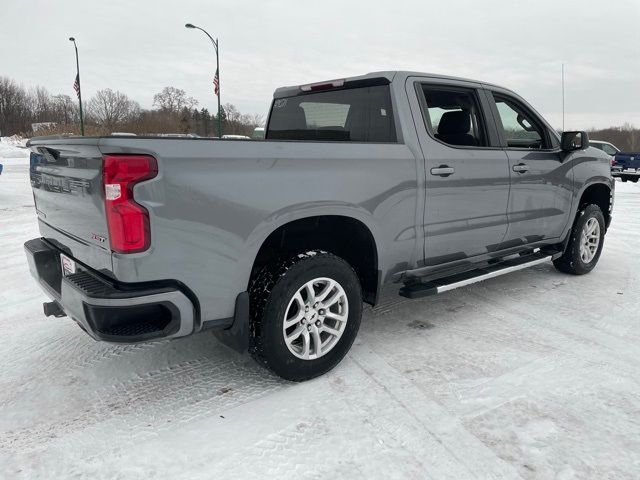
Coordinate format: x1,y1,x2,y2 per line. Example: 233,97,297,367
512,163,530,173
430,165,455,177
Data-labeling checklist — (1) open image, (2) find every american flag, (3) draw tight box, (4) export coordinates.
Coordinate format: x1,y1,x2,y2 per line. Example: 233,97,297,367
73,74,80,99
213,68,219,96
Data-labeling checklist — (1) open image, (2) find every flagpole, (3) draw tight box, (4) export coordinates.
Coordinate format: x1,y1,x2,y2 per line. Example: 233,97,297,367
185,23,222,137
216,37,221,138
69,37,85,136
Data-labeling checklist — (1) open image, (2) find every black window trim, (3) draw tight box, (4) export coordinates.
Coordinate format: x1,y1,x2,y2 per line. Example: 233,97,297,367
488,91,559,152
414,82,502,151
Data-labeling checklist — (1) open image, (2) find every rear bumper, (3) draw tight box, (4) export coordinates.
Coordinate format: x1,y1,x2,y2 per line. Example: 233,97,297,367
612,169,640,177
24,237,196,343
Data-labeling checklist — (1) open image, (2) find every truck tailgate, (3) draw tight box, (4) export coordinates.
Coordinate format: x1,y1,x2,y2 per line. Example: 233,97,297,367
615,153,640,170
29,140,113,273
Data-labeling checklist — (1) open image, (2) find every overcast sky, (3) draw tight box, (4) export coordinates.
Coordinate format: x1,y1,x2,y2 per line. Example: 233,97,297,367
2,0,639,129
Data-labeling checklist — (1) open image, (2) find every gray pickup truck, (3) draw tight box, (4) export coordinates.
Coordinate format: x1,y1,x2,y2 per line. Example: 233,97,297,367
25,71,614,381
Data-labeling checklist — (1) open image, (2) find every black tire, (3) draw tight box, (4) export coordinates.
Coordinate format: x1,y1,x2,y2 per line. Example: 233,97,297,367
631,178,639,183
249,250,362,381
622,178,628,182
553,204,605,275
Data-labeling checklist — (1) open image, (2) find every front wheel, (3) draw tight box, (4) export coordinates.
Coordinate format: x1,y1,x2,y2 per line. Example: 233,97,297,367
249,251,362,381
553,204,605,275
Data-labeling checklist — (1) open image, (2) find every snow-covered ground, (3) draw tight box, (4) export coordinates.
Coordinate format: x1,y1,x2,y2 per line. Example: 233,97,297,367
1,147,639,479
0,137,29,163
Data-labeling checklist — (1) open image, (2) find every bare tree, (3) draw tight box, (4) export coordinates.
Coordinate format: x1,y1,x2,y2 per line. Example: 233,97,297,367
152,87,198,113
588,123,640,152
219,103,264,136
30,86,54,122
0,76,32,134
87,89,141,131
51,94,78,125
246,113,265,128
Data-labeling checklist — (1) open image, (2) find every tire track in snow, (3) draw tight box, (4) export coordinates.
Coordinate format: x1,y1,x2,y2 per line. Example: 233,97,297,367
181,343,521,480
0,354,286,455
350,343,523,479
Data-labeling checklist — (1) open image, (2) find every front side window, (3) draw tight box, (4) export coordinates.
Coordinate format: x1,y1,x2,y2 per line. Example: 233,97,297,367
492,95,548,149
266,85,396,142
420,86,487,147
602,143,618,155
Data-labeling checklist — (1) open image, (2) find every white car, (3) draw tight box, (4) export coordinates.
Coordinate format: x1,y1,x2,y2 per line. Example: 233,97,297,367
590,140,622,175
589,140,619,157
222,134,251,140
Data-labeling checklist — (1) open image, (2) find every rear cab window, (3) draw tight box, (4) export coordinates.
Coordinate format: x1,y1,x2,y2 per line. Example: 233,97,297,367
266,84,397,142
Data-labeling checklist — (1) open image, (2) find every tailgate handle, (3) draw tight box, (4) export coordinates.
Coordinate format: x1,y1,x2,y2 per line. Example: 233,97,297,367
430,165,455,177
513,163,530,173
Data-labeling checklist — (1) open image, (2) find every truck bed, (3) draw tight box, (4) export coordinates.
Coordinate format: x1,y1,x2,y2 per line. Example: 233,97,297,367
27,134,419,327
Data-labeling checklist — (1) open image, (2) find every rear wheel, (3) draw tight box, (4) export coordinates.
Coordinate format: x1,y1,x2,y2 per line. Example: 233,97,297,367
249,251,362,381
553,204,605,275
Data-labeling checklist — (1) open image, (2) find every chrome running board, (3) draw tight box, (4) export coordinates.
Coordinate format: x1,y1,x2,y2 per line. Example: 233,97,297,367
399,252,554,299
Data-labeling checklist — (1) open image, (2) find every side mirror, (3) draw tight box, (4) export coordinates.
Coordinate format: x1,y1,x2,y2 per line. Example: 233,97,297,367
561,131,589,151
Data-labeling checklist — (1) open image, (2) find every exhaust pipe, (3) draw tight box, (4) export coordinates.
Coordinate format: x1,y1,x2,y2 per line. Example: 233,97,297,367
43,301,66,318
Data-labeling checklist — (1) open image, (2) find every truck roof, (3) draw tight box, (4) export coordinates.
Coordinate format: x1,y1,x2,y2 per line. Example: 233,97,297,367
272,70,514,98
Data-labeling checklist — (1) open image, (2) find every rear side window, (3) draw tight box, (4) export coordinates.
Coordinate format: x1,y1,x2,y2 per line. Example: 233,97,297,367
419,85,487,147
266,85,396,142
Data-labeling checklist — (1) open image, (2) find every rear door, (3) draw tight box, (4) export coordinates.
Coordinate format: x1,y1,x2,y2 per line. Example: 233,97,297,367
407,78,511,266
484,88,573,246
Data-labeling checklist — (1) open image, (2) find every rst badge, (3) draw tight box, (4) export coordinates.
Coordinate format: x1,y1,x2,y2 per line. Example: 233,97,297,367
91,233,106,243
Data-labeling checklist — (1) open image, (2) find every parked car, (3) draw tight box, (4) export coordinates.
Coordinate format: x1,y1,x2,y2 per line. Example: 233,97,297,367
590,140,640,182
222,134,251,139
590,140,619,157
24,71,614,381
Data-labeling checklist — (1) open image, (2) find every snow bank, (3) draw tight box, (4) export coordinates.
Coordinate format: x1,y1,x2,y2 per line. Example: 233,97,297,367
1,135,27,148
0,136,29,161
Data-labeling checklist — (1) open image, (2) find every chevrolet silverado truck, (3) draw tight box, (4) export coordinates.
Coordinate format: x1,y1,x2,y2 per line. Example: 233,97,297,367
590,140,640,182
25,71,614,381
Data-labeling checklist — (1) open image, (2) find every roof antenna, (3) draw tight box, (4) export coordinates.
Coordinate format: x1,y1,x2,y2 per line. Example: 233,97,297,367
561,63,565,132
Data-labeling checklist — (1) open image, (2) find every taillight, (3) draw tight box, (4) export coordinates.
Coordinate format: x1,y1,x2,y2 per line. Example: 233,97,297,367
103,154,158,253
611,157,617,166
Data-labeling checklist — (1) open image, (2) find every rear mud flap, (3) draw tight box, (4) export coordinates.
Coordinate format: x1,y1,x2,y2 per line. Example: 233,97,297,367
213,292,250,353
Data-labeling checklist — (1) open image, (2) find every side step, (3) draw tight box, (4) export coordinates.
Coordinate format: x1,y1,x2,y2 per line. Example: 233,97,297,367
399,252,555,299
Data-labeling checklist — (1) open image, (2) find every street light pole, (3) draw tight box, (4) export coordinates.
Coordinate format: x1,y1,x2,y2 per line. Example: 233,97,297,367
185,23,222,137
69,37,85,136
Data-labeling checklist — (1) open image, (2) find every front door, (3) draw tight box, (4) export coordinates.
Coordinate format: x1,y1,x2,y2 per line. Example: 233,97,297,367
486,90,573,247
410,80,511,267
